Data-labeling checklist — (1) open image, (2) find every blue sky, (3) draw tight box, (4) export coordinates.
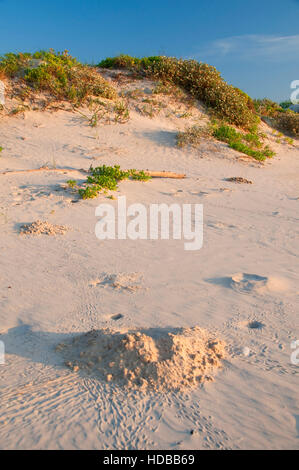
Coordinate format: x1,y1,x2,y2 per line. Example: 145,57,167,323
0,0,298,101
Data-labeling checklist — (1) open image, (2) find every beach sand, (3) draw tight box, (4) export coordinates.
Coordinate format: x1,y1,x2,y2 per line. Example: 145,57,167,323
0,75,298,449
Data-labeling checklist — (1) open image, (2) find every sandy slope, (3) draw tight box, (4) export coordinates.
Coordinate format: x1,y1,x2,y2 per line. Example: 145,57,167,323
0,90,298,449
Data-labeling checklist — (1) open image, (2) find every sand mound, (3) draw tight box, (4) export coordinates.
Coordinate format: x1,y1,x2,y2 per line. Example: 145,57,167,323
57,326,226,392
20,220,69,236
231,273,288,294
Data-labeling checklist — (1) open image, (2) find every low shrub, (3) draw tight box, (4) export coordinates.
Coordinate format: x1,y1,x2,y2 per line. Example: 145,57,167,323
98,55,258,129
177,122,274,161
98,55,141,69
279,100,292,110
212,124,275,161
0,50,117,105
254,98,299,137
78,165,151,199
274,112,299,137
98,55,162,70
253,98,283,117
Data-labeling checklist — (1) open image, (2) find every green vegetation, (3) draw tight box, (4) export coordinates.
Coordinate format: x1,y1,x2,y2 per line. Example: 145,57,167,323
66,179,77,188
177,122,274,161
254,98,299,137
253,98,284,117
284,136,294,145
212,124,275,161
98,55,258,129
0,50,117,105
1,49,297,163
275,113,299,138
279,100,292,110
76,98,130,127
98,55,162,70
78,165,151,199
99,55,299,140
113,100,130,123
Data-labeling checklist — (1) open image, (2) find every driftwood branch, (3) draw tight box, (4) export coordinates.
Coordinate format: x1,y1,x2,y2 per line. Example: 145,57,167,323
143,170,185,179
0,167,88,176
0,167,186,179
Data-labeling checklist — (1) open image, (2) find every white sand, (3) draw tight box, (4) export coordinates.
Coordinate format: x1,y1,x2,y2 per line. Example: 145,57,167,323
0,75,298,449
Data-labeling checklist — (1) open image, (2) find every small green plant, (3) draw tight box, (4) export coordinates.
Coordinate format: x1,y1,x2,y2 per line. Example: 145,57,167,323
78,165,151,199
9,104,28,115
78,185,102,199
0,147,3,153
66,179,77,188
76,99,111,127
140,103,156,118
129,169,151,180
284,136,294,145
114,101,130,123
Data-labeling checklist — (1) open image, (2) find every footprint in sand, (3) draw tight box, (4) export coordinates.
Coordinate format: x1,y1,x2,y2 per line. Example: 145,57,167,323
161,189,185,197
247,320,265,330
111,314,124,321
189,188,233,198
101,313,125,322
207,221,237,230
231,273,289,294
87,146,128,160
189,190,211,197
63,144,86,155
89,272,145,292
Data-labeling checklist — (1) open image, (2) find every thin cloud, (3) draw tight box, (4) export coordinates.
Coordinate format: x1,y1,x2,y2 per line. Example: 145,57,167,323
194,34,299,62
